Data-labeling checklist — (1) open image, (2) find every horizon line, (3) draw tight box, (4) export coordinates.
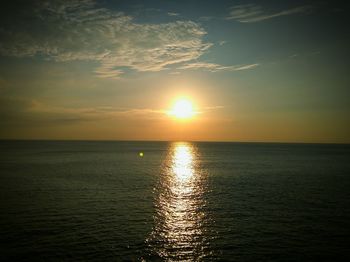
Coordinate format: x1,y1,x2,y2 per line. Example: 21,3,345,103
0,138,349,145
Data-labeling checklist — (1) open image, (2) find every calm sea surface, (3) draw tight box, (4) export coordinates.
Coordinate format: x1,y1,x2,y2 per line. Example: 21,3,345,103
1,141,350,261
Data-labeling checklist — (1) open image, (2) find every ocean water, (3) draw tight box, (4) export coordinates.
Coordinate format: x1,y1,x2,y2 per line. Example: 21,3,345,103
1,141,350,261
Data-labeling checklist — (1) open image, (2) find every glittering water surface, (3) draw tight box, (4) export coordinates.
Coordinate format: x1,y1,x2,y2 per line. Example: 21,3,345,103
147,143,210,261
1,141,350,261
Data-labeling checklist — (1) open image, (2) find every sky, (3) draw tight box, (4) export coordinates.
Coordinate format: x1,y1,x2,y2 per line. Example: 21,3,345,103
0,0,349,143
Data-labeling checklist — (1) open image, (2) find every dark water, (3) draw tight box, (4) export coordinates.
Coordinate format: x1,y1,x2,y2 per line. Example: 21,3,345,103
1,141,350,261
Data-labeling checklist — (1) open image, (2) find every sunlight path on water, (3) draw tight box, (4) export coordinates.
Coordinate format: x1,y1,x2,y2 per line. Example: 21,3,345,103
147,142,211,261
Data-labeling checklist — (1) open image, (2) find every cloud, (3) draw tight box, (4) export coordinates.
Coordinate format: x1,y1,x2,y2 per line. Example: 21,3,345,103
178,62,259,72
233,63,260,71
1,96,226,126
27,101,168,122
227,4,313,23
0,0,211,78
0,95,170,126
202,105,224,111
167,12,179,16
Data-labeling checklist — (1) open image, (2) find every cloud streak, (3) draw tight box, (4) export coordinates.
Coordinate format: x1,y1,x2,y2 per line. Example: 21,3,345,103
0,96,226,125
227,4,313,23
168,12,179,16
0,95,170,125
0,0,212,78
27,101,168,122
178,62,259,72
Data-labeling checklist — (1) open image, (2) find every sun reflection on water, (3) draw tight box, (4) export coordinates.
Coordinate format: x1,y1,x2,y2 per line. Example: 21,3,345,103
147,142,209,261
172,145,193,183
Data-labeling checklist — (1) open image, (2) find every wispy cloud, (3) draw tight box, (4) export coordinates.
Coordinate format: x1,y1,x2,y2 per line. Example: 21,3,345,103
27,101,168,121
0,0,212,79
0,95,169,123
178,62,259,72
227,4,313,23
1,96,227,125
202,105,225,111
233,63,260,71
167,12,179,16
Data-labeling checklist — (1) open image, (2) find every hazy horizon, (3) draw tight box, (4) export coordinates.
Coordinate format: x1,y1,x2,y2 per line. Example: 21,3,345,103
1,138,350,145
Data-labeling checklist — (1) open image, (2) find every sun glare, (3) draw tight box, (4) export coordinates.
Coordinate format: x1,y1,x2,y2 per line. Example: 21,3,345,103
169,99,195,119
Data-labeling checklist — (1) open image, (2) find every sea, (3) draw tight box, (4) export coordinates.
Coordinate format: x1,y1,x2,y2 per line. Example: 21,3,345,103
1,140,350,261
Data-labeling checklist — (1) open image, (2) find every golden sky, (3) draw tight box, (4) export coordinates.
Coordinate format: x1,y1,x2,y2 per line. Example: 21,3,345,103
0,0,349,143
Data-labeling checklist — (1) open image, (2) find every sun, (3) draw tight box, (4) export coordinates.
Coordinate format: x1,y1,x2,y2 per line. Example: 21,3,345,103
169,98,195,119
